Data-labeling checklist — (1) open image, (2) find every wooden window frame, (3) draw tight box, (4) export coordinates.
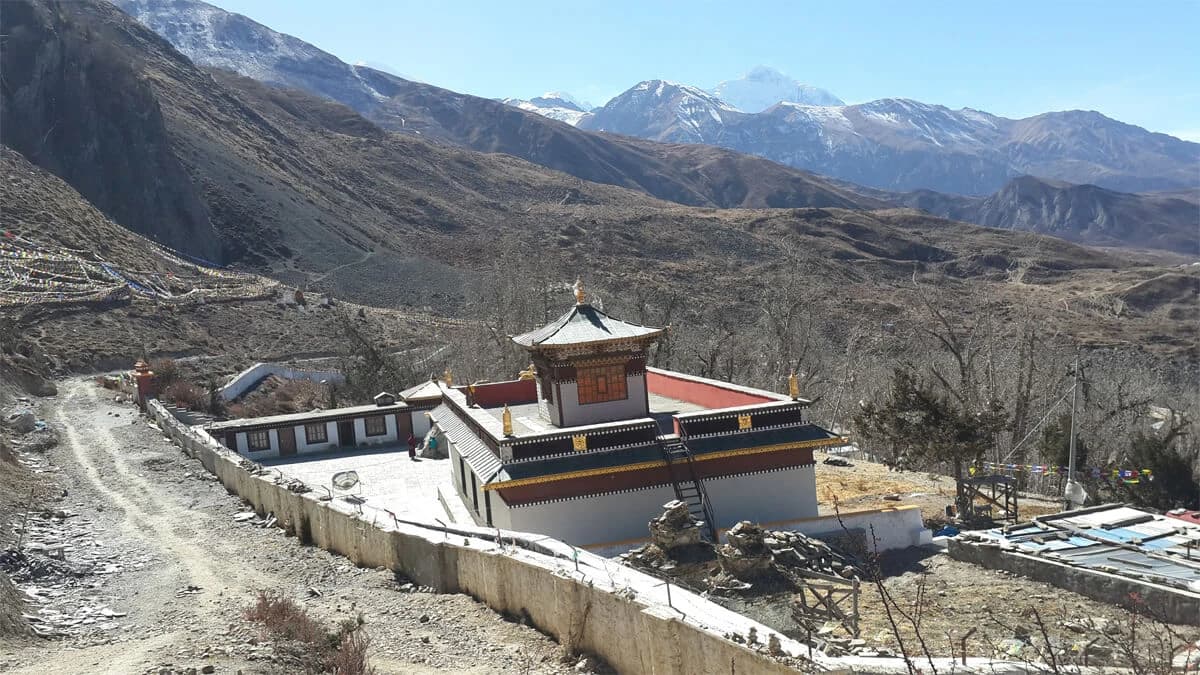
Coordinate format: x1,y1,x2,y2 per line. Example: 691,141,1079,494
247,429,271,452
576,363,628,405
364,415,388,437
304,423,328,444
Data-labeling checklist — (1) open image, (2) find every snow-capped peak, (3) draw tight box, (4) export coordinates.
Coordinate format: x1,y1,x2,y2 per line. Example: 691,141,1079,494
712,66,843,112
538,91,593,111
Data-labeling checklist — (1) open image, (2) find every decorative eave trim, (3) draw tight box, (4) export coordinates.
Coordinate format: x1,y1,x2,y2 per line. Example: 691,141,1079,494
483,436,845,491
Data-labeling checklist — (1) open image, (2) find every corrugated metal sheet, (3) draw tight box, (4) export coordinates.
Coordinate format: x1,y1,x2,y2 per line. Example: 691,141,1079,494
973,504,1200,592
430,404,503,482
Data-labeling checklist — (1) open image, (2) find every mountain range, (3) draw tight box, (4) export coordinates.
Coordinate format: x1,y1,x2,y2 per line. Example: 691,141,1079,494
105,0,1198,254
2,0,1196,378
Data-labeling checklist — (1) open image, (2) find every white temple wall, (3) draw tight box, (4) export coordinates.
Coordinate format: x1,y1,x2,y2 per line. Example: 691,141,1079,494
703,465,818,529
296,421,339,454
411,411,431,438
509,485,678,547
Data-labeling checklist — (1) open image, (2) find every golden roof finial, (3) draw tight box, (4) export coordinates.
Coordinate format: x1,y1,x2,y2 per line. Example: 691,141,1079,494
518,363,536,380
502,404,514,436
788,371,799,400
443,367,454,387
573,278,586,305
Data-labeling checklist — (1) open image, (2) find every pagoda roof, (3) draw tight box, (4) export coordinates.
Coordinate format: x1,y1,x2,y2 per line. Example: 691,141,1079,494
512,303,664,349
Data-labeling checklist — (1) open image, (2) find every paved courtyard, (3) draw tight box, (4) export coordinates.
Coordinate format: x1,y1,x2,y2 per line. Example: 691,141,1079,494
261,446,466,524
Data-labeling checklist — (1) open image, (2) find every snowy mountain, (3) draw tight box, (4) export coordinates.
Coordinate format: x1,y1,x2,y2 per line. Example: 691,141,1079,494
585,91,1199,195
712,66,843,112
578,80,744,144
500,92,593,126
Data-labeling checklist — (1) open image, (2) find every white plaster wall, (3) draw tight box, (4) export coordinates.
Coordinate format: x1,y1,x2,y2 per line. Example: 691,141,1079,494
509,485,678,547
297,421,340,455
557,373,647,427
219,362,344,401
704,465,818,530
778,506,932,552
412,411,431,438
354,414,398,448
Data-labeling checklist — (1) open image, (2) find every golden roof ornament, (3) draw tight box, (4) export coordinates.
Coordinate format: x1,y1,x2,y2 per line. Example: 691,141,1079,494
502,404,514,436
788,371,799,400
442,368,453,387
518,363,536,380
573,278,586,305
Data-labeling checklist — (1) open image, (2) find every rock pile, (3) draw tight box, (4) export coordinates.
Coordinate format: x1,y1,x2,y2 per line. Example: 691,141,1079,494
648,500,703,551
765,529,862,580
716,521,774,581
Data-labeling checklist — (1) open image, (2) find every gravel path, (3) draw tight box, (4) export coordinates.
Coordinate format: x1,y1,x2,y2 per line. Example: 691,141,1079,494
0,379,599,674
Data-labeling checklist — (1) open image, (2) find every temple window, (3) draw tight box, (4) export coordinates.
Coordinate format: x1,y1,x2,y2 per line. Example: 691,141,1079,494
247,430,271,451
305,423,328,444
576,364,627,404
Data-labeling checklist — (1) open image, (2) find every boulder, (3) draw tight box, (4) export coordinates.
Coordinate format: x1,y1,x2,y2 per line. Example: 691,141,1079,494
5,410,35,434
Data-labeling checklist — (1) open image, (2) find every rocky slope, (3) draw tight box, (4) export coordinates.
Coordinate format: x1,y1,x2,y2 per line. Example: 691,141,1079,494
893,176,1200,254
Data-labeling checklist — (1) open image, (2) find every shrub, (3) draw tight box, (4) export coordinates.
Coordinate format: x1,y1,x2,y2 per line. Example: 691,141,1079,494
161,380,206,412
243,591,375,675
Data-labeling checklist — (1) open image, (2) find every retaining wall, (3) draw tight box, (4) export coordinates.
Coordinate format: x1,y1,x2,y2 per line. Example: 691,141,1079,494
948,538,1200,626
218,362,345,401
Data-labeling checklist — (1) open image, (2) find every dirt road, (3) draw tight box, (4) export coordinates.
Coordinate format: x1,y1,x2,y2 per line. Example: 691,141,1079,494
0,379,592,674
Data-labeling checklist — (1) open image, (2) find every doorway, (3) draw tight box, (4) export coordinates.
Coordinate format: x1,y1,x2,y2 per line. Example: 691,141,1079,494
338,420,356,447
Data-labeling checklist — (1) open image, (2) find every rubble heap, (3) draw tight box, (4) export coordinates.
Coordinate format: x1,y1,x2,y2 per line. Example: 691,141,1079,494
717,521,774,580
766,529,862,580
648,500,703,551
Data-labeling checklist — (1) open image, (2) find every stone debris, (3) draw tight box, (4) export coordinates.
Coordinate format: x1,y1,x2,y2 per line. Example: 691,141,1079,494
764,529,863,580
2,508,146,638
716,521,774,581
5,409,37,434
648,500,703,551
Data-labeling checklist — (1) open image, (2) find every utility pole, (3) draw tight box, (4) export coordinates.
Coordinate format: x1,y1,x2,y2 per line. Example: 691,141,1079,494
1065,349,1080,510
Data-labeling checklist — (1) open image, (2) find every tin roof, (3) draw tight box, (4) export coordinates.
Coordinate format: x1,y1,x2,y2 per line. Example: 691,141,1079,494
511,303,664,349
429,403,503,482
206,401,407,431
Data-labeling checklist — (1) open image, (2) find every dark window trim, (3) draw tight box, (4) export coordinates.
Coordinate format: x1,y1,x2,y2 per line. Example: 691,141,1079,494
247,429,271,452
304,423,328,444
364,415,388,437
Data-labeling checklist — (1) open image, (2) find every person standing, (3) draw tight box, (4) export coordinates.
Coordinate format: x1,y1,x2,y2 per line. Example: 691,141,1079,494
407,432,417,461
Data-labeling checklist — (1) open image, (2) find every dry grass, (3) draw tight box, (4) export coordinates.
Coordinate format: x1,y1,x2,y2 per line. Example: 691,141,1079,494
244,590,375,675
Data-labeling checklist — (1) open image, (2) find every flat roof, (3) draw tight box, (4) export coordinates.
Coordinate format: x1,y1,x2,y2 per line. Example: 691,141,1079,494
206,401,408,431
968,504,1200,592
470,392,708,436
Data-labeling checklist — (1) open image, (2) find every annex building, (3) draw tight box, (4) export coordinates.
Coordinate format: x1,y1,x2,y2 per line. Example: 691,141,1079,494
432,284,845,547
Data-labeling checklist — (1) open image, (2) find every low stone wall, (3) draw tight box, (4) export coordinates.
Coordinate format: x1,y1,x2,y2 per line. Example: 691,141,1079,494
218,362,345,401
948,538,1200,626
768,505,933,553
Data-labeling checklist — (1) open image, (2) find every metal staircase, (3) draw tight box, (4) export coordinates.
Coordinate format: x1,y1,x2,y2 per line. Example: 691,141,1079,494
659,435,719,542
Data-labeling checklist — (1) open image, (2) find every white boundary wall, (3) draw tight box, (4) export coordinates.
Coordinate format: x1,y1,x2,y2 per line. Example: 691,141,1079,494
218,362,345,401
146,399,1021,675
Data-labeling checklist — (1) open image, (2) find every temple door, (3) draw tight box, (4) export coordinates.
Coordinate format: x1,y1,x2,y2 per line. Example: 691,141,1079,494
278,427,297,457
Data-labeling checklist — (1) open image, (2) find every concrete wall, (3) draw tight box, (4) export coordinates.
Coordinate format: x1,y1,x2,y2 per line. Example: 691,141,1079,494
556,373,647,427
412,411,431,438
646,367,784,408
949,538,1200,626
147,399,1018,674
766,504,932,553
219,362,345,401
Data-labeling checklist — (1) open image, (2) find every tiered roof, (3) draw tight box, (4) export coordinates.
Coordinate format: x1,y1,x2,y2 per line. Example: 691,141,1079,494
512,303,663,349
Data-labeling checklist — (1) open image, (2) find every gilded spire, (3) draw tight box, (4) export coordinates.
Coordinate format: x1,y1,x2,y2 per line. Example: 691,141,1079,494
443,367,454,387
573,278,586,305
502,404,514,436
788,371,799,400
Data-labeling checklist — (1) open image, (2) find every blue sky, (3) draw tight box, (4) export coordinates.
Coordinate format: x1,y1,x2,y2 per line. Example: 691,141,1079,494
208,0,1200,140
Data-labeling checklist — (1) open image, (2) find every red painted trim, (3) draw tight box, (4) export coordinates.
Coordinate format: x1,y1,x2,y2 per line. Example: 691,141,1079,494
646,370,777,408
468,379,537,407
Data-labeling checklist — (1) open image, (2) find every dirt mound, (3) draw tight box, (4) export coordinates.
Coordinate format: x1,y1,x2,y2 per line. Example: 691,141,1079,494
1119,272,1200,312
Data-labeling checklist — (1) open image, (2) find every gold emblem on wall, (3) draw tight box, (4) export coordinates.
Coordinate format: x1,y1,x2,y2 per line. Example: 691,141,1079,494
737,414,752,430
572,434,588,452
